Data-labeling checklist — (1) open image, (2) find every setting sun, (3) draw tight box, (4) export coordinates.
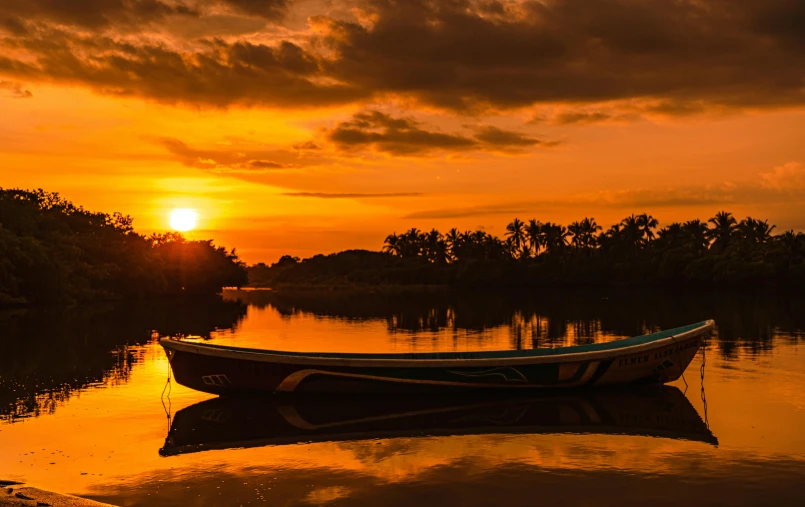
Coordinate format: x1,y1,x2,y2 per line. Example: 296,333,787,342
170,208,198,232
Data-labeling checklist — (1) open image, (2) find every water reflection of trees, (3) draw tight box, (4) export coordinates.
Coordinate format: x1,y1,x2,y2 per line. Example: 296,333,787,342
227,289,805,357
0,297,247,422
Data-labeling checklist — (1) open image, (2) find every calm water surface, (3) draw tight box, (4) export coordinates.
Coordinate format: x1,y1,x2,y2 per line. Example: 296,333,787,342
1,289,805,506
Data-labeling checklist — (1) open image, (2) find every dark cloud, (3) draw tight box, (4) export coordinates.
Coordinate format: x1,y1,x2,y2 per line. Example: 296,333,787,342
0,79,32,98
0,29,364,108
1,1,804,114
472,125,542,147
219,0,288,21
326,110,548,155
247,160,287,169
327,110,477,155
313,0,805,113
292,141,321,151
529,108,643,125
1,17,28,36
282,192,423,198
0,0,199,29
160,137,299,170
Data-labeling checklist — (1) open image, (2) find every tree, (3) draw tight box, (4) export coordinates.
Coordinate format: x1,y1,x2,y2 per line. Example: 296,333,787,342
526,219,543,256
707,211,736,252
637,213,659,243
505,218,526,258
682,219,709,253
0,188,246,304
383,233,402,256
445,228,461,262
620,214,643,256
541,222,569,255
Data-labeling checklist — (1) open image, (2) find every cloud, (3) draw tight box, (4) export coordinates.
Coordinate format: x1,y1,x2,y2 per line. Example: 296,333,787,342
246,160,287,169
219,0,288,21
532,108,643,126
282,192,423,199
472,125,544,148
403,186,744,220
1,1,804,114
292,141,321,151
159,137,302,170
761,162,805,191
314,0,805,113
326,110,549,155
326,110,477,155
0,80,32,98
0,30,364,108
0,0,200,30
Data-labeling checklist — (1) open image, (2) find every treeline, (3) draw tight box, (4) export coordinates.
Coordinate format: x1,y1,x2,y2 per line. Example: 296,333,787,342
0,188,247,304
251,212,805,288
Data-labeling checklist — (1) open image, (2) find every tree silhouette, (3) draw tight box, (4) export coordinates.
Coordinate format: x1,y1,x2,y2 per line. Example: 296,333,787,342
637,213,659,243
707,210,736,252
505,218,527,258
0,188,246,304
359,211,804,288
526,219,543,256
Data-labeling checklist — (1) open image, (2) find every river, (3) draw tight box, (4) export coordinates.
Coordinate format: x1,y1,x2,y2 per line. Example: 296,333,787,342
1,288,804,506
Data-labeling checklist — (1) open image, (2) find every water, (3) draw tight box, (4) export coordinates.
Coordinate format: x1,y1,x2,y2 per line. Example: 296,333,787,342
1,289,804,506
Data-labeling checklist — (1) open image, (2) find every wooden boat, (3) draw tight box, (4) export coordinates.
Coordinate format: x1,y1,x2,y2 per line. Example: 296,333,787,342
159,387,717,456
160,320,713,394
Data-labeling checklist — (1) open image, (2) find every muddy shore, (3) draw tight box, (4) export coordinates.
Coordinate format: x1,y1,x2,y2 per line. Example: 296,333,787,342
1,481,115,507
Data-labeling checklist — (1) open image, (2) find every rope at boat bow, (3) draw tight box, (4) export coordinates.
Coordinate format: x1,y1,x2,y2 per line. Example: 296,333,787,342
161,366,172,428
670,335,689,392
700,339,709,430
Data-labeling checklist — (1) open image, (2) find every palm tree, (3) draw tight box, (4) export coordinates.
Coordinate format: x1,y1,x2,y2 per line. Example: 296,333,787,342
382,233,401,256
620,214,642,256
526,219,543,256
754,219,775,245
542,222,569,255
637,213,659,243
401,228,422,258
423,229,444,262
505,218,526,258
568,221,583,250
682,219,708,253
707,211,736,252
445,228,461,262
657,222,684,249
578,217,602,250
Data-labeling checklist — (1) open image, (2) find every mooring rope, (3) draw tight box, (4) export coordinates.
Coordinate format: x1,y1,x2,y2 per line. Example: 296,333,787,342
161,366,172,429
671,335,689,392
700,340,709,429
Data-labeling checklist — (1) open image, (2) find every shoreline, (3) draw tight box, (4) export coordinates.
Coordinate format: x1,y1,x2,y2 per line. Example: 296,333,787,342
1,481,115,507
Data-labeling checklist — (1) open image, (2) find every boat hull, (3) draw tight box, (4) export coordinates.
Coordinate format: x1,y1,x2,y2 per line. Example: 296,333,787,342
161,320,713,394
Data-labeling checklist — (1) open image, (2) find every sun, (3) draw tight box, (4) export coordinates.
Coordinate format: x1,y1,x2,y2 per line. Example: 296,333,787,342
169,208,198,232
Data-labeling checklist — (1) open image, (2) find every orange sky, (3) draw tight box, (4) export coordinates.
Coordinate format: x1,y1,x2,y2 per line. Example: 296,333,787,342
1,0,804,263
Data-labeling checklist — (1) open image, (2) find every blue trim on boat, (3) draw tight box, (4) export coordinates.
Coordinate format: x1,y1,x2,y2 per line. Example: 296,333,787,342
172,321,709,361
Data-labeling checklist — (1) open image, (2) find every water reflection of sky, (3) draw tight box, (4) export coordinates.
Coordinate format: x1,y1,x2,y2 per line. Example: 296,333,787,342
1,290,804,506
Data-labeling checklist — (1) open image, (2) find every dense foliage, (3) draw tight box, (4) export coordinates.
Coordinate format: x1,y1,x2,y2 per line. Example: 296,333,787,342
252,212,805,288
0,188,247,304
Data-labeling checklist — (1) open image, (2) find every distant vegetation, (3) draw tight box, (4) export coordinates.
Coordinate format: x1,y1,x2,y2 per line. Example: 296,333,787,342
250,212,805,288
0,188,247,305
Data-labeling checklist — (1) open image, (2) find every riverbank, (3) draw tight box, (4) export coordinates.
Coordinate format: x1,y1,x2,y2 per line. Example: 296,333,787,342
247,248,805,290
1,481,115,506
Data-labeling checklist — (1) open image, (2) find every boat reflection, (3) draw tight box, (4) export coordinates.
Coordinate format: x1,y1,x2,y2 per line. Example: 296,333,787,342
160,386,717,456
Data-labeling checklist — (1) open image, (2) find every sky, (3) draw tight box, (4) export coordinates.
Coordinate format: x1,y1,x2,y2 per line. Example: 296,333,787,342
1,0,804,263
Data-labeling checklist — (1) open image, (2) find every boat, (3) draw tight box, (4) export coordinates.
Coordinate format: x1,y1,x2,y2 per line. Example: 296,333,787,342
160,320,713,394
159,386,717,456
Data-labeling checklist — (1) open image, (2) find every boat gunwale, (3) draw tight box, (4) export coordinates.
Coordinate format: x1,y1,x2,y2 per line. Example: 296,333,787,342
160,320,713,368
